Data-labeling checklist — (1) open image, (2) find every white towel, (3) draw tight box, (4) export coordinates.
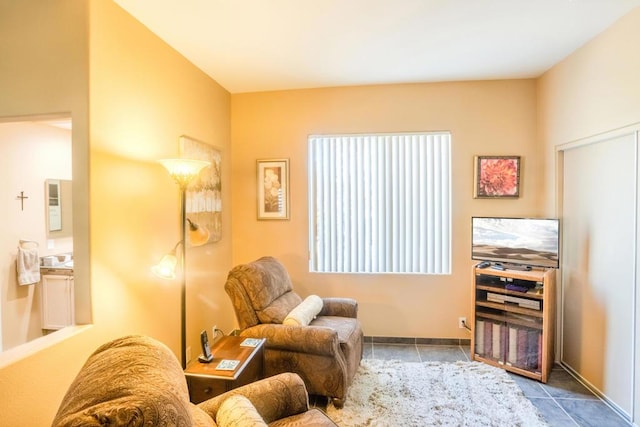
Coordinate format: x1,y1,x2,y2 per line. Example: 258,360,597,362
17,247,40,286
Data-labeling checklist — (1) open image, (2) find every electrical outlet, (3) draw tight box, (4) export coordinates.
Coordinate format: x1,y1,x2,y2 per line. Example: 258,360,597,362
458,317,467,329
212,325,217,339
186,346,192,362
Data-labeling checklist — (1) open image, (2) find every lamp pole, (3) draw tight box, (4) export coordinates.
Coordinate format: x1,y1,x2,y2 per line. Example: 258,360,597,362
157,158,210,370
179,184,187,369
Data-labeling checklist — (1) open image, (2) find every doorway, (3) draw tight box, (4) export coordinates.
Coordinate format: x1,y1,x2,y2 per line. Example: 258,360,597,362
559,127,638,418
0,116,72,351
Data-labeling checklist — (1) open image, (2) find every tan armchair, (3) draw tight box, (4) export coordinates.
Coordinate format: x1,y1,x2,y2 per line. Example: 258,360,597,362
52,335,336,426
224,256,363,408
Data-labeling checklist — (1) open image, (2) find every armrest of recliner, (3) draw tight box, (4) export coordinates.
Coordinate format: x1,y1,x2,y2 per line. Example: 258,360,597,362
240,324,340,356
319,297,358,318
197,372,309,424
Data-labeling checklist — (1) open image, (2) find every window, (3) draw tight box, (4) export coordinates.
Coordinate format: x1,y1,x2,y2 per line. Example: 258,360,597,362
308,132,451,274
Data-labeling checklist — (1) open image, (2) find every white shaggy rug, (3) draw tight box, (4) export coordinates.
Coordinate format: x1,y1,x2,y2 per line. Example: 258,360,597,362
325,359,548,427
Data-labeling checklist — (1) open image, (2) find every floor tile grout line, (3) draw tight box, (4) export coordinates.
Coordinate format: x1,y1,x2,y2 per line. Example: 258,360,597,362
459,345,470,361
415,343,422,363
538,383,581,427
551,396,581,427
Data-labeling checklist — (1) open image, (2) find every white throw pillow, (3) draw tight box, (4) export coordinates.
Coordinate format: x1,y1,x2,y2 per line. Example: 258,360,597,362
283,295,323,326
216,395,267,427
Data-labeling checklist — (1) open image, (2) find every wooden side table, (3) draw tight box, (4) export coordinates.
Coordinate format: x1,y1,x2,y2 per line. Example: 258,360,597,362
184,335,265,404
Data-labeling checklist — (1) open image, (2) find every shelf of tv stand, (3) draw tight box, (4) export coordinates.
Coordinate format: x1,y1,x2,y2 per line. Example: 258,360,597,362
475,300,544,318
475,311,543,330
471,265,556,383
475,266,547,282
473,354,543,382
475,284,544,300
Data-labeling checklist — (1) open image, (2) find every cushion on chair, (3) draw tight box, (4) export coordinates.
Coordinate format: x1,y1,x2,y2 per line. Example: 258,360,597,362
311,316,359,344
216,395,268,427
283,295,323,326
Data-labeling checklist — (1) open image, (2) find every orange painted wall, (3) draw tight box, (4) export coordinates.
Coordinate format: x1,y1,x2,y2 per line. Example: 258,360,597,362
230,80,542,339
89,0,233,353
0,1,232,425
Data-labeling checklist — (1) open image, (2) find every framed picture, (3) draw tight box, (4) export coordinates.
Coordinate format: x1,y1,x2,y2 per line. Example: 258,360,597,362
257,158,290,220
180,135,222,243
474,155,521,198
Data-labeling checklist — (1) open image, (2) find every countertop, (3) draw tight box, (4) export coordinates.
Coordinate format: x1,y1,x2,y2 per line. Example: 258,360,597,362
40,265,74,275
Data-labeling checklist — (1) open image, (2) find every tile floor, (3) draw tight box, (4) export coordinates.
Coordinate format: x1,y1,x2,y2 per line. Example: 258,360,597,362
313,341,631,427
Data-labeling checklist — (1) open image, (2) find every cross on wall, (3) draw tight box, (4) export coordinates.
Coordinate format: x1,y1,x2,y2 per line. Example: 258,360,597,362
16,191,28,210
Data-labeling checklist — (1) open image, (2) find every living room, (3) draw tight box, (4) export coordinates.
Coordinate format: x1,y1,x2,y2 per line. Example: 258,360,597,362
1,1,639,425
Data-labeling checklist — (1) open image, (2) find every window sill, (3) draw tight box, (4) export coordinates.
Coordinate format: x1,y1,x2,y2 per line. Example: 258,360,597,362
0,324,93,369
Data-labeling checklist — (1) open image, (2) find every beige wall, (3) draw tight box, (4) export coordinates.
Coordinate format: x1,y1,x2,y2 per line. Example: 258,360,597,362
537,6,640,421
0,1,232,425
230,80,542,339
538,7,640,149
538,7,640,214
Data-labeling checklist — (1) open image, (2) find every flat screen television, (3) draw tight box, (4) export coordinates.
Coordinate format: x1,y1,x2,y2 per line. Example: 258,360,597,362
471,217,560,269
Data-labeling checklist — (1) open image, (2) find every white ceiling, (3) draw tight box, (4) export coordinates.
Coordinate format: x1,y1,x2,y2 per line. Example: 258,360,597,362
114,0,640,94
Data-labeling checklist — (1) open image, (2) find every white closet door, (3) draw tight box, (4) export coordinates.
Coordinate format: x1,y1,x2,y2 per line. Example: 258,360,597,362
562,131,636,416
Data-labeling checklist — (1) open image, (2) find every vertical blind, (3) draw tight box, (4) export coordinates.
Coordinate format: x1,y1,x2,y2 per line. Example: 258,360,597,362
308,132,451,274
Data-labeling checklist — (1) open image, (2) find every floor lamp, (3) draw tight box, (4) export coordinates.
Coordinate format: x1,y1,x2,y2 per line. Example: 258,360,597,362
153,158,210,369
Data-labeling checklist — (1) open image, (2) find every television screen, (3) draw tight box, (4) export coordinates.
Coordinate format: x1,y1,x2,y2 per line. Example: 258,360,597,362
472,217,560,269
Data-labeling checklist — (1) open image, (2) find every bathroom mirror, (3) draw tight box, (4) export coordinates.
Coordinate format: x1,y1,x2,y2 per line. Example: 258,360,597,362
46,178,72,238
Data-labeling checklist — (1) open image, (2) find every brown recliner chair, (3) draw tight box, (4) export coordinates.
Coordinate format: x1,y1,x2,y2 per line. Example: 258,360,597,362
224,256,363,408
52,335,337,426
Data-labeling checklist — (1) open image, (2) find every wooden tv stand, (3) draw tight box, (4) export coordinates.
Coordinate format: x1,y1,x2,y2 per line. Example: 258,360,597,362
470,264,555,383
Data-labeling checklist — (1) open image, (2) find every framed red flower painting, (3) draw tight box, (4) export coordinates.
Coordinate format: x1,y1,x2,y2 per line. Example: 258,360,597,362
474,155,521,198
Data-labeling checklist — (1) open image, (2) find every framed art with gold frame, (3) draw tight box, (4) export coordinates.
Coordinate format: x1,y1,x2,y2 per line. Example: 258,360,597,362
257,158,289,220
